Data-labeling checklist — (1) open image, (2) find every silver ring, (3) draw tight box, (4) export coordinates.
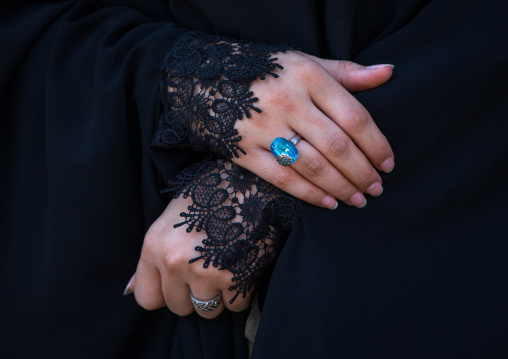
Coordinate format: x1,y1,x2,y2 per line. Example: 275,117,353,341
189,290,222,312
289,134,302,146
270,134,302,167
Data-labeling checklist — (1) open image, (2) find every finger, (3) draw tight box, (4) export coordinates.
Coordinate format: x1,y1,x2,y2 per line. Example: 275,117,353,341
235,148,339,210
300,54,394,92
320,60,394,92
159,268,196,316
222,286,254,312
188,289,225,319
176,258,229,319
156,233,200,316
307,74,395,173
254,125,372,206
289,105,384,197
290,139,370,207
133,257,166,310
187,272,226,319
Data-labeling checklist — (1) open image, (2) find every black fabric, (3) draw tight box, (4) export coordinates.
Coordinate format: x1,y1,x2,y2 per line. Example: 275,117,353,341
1,0,507,358
253,1,508,357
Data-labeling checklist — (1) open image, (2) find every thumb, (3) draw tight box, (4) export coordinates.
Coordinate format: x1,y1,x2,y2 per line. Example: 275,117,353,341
304,55,394,92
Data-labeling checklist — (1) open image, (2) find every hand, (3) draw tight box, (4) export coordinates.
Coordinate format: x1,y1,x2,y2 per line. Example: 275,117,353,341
128,159,299,319
233,52,395,209
131,195,239,319
156,33,394,210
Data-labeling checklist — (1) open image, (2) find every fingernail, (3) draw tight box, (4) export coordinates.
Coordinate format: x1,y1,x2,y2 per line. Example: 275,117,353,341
123,273,135,296
322,195,338,210
350,192,367,208
366,64,395,70
366,182,383,197
380,157,395,173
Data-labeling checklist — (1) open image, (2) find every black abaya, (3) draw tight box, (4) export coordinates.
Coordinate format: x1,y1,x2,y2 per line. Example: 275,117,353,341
1,0,507,358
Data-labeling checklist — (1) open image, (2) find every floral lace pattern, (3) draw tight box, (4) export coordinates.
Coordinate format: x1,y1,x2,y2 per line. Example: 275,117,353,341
164,158,300,303
152,32,300,303
154,31,291,159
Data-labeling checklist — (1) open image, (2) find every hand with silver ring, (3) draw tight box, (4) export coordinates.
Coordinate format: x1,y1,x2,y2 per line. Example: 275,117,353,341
157,34,395,210
130,37,396,319
129,159,298,319
230,52,395,210
130,196,239,319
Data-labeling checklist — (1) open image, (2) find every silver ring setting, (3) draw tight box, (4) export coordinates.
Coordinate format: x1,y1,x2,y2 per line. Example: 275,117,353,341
189,290,222,312
289,134,302,146
270,134,302,166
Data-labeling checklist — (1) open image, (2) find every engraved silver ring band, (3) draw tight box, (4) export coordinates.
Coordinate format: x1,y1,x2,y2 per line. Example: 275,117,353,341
189,290,223,312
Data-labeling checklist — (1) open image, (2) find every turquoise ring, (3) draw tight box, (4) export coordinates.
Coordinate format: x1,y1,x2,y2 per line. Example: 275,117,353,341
270,135,302,166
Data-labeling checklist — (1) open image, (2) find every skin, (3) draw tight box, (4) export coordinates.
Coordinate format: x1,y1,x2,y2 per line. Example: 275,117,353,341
233,52,395,209
129,53,395,319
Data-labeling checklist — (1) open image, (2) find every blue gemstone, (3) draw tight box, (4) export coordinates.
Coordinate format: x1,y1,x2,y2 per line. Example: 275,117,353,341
270,137,299,166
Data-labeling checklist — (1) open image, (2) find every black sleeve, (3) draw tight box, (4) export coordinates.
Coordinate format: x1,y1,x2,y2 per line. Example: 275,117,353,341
0,3,295,356
0,0,195,227
0,3,252,358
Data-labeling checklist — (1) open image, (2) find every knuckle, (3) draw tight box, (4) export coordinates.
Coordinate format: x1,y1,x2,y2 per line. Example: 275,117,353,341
270,170,293,189
299,154,326,178
294,58,322,81
334,60,355,81
298,185,324,204
343,104,369,134
336,189,357,202
305,113,327,131
356,168,378,188
143,229,157,248
289,182,324,204
142,226,164,257
336,60,350,74
332,182,356,200
163,251,188,272
141,243,156,261
305,186,324,201
326,133,348,157
375,138,393,160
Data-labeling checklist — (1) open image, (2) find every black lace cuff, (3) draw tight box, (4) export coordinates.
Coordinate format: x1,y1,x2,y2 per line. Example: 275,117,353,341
154,31,292,159
164,158,301,303
153,32,300,303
